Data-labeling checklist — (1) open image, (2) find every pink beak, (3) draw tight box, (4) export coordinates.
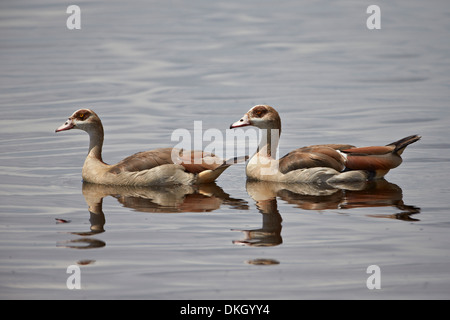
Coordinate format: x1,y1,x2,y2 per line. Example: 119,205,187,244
55,118,75,132
230,113,251,129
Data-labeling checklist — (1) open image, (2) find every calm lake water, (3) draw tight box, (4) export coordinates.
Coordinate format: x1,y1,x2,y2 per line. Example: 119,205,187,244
1,0,450,300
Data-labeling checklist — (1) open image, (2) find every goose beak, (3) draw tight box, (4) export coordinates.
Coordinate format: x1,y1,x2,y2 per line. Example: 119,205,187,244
230,113,251,129
55,118,75,132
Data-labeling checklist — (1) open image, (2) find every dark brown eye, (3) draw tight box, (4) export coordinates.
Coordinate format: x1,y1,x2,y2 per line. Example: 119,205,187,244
253,107,267,117
76,111,90,120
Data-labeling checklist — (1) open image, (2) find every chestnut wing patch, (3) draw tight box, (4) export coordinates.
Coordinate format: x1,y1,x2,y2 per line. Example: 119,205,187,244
279,146,346,174
109,148,175,174
341,146,394,155
177,150,224,174
109,148,225,175
341,146,402,170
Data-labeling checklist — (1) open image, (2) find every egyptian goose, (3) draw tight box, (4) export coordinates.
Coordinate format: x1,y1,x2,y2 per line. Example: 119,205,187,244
56,109,244,186
230,105,420,184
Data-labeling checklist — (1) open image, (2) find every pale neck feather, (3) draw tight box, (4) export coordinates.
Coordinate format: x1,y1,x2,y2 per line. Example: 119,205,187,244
256,127,281,159
86,125,104,162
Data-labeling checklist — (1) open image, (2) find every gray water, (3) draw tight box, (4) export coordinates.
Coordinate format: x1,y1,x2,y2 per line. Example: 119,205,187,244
1,0,450,300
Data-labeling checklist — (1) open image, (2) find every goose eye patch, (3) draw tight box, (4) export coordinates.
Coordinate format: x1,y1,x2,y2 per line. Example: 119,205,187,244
76,111,90,120
253,107,267,117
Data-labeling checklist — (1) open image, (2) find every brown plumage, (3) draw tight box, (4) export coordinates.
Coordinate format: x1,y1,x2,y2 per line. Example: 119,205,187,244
279,145,354,173
341,135,421,177
108,148,224,175
56,109,245,186
230,105,420,183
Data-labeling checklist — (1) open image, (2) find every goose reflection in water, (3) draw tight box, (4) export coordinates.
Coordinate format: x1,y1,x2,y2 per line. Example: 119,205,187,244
58,181,248,250
232,179,420,248
82,181,248,214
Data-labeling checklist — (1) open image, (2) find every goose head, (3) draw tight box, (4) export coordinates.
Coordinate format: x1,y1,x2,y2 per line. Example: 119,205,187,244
230,105,281,132
55,109,102,133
